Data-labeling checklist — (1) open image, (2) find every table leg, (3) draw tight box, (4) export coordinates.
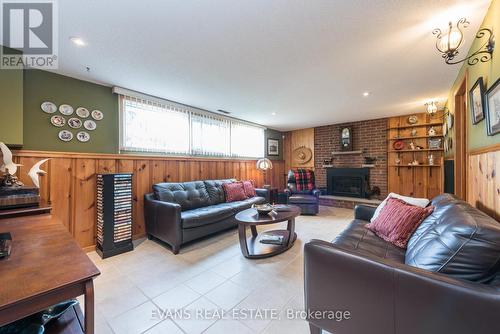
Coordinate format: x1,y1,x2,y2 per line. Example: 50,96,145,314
84,280,94,334
238,224,250,258
250,225,258,238
287,218,296,247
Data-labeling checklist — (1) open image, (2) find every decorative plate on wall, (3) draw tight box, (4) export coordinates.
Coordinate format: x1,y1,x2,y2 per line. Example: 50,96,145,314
407,115,418,124
393,140,405,150
41,101,57,114
50,115,66,127
91,110,104,121
76,107,90,118
68,118,82,129
447,112,454,130
293,146,313,165
76,131,90,142
58,130,73,142
83,120,97,131
59,104,74,115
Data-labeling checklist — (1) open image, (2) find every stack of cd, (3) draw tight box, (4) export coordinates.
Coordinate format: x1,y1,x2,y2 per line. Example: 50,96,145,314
96,173,134,258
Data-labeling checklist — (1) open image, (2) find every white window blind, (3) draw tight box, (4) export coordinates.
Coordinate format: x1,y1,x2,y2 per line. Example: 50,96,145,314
120,96,190,154
118,90,265,158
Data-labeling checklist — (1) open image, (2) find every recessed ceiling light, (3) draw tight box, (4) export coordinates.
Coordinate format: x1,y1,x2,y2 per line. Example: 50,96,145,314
271,112,276,116
70,37,86,46
363,92,371,97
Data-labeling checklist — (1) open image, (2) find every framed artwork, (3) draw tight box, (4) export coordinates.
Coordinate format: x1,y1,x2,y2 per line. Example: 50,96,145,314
469,77,485,124
485,77,500,136
267,138,279,156
340,126,353,151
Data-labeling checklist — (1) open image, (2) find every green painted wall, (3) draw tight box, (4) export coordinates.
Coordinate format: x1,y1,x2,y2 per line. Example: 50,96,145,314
265,128,284,161
0,47,23,146
445,0,500,155
23,70,119,153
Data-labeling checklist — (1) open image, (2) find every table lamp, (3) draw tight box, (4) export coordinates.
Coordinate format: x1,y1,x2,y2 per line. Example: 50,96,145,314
256,158,273,189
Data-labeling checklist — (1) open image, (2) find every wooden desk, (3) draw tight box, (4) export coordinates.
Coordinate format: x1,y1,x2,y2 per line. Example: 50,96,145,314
0,215,100,333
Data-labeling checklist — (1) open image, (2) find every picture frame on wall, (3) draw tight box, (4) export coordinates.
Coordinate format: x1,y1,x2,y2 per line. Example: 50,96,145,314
485,77,500,136
267,138,279,156
469,77,485,124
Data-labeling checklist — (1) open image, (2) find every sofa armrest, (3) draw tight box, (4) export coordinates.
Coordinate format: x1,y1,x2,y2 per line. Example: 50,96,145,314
304,240,500,334
354,204,377,221
255,188,270,202
312,189,321,198
144,194,182,253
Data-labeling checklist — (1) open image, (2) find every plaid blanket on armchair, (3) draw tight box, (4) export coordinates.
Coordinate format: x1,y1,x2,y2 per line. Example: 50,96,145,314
292,169,315,191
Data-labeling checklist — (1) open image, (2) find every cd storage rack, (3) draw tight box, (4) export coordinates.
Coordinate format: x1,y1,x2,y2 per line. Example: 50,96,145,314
96,173,134,258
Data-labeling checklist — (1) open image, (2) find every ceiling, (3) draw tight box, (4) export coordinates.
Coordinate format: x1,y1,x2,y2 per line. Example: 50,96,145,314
54,0,491,131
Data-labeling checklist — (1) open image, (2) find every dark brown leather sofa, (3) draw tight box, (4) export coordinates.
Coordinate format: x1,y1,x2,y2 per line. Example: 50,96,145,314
144,179,269,254
305,194,500,334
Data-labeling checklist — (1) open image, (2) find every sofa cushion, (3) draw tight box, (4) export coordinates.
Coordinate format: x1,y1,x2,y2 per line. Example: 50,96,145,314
230,196,266,211
181,206,234,229
204,179,235,205
289,194,318,204
223,182,247,202
153,181,210,211
332,219,405,262
405,194,500,283
242,180,256,198
366,198,434,249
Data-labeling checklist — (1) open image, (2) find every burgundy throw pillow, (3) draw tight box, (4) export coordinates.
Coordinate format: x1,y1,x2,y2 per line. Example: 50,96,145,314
242,180,256,198
223,182,247,202
366,197,434,249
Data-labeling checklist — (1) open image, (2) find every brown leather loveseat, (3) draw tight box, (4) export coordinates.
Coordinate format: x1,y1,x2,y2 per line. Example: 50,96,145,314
304,194,500,334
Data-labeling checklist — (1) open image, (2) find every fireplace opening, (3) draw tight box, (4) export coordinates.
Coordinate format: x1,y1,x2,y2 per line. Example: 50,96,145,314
327,167,369,198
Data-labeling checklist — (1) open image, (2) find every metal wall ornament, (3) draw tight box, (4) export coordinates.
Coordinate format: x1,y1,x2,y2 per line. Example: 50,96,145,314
433,18,495,66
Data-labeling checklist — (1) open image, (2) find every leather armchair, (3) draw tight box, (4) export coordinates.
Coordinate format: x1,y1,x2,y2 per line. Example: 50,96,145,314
284,169,320,215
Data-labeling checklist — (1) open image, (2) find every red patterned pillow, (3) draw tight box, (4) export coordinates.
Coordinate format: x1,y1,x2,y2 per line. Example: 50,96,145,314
223,182,247,202
366,197,434,249
242,180,256,198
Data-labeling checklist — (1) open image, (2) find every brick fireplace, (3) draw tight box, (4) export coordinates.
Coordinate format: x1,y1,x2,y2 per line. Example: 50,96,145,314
314,118,388,199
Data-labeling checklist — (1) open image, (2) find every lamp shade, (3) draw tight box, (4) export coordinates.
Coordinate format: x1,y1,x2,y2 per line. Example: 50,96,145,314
256,158,273,171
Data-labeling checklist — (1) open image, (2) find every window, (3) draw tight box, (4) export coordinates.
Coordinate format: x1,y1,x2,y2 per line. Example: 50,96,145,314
119,91,265,158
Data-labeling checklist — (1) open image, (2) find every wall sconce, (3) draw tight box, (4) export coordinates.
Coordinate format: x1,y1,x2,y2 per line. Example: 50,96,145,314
433,18,495,65
425,101,438,115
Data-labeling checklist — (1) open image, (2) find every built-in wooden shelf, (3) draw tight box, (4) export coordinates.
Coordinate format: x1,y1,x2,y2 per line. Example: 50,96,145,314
389,149,443,153
387,135,444,140
389,165,441,167
387,122,443,130
332,150,363,155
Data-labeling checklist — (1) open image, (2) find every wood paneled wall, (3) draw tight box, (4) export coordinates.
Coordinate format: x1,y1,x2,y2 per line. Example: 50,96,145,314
467,145,500,221
11,150,286,250
283,128,315,172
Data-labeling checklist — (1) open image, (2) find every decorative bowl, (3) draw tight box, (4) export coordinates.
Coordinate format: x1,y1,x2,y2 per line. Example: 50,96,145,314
253,204,274,215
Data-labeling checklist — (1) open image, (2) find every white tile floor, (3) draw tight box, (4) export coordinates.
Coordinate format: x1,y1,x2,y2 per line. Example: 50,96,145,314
85,206,353,334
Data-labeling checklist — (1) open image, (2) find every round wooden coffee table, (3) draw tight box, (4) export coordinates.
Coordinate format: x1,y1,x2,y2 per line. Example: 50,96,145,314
235,205,300,259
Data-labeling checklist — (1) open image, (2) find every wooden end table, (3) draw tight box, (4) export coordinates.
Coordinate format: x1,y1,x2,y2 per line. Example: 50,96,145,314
235,205,300,259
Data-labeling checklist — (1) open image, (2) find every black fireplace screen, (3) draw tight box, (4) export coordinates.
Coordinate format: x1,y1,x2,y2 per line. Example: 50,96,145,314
331,176,363,197
327,167,369,198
